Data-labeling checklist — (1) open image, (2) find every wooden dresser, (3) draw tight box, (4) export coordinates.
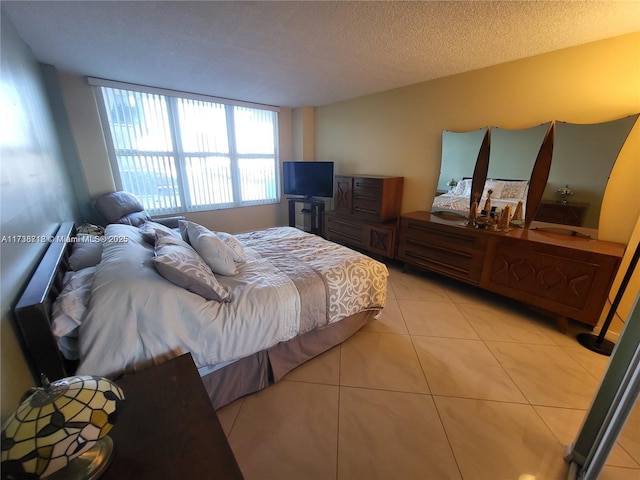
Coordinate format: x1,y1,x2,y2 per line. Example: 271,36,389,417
324,175,403,257
397,211,625,328
104,353,243,479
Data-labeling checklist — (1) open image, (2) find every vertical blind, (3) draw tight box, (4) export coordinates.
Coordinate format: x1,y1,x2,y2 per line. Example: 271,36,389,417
94,82,279,214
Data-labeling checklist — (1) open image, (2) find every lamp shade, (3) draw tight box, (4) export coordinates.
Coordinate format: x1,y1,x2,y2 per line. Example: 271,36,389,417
1,375,124,479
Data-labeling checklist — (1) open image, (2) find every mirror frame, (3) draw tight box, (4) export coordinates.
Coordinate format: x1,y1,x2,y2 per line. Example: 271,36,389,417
525,123,555,228
469,129,490,212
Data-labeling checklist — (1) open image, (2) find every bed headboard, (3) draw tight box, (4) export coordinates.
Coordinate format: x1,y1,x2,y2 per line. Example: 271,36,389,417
13,222,77,384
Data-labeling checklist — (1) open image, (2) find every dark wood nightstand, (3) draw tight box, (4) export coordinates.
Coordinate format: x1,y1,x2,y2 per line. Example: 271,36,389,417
102,354,243,479
535,200,589,226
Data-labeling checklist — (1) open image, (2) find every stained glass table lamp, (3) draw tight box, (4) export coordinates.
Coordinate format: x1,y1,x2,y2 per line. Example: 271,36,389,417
1,375,124,479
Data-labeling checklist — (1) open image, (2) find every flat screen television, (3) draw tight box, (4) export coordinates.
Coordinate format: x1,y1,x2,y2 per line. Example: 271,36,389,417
282,161,334,199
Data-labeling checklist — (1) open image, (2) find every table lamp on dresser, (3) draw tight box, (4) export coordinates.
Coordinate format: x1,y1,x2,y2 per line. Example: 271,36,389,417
1,375,124,480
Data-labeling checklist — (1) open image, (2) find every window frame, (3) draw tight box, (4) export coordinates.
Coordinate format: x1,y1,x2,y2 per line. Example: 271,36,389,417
90,77,281,215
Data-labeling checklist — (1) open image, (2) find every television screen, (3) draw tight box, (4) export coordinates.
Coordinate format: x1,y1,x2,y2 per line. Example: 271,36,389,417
282,161,334,198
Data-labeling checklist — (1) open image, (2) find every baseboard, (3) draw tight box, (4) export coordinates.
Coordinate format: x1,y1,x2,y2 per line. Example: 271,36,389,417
592,326,620,343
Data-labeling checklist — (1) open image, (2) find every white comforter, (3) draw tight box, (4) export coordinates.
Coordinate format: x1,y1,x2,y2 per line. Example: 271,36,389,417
77,224,387,377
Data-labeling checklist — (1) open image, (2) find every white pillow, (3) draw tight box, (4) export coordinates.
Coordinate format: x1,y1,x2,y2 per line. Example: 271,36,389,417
216,232,247,263
452,178,472,196
482,179,505,199
185,222,237,276
52,266,97,359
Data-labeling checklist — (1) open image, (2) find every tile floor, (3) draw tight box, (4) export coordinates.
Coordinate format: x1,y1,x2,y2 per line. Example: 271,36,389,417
217,262,640,480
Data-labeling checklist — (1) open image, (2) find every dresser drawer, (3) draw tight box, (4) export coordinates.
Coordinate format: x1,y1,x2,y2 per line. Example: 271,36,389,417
366,224,397,257
324,213,397,257
352,177,383,219
333,175,403,222
400,219,486,251
324,213,366,248
482,236,621,325
397,217,487,284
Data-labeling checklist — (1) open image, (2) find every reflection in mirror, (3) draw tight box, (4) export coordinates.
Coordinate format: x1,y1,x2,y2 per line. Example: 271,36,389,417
487,123,551,180
533,114,639,230
432,127,488,215
482,122,551,222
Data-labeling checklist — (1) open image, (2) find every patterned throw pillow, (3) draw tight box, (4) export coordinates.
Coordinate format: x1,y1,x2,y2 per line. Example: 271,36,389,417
500,180,529,199
152,234,230,302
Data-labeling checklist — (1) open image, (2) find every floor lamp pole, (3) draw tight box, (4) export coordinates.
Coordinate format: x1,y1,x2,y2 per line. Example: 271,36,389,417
577,241,640,356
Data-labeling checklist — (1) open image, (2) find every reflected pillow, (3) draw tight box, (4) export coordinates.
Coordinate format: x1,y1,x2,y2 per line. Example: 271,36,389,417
482,179,505,199
452,179,472,196
152,234,230,302
500,180,528,200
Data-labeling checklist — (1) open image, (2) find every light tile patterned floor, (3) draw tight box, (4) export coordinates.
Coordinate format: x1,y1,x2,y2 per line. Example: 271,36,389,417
217,263,640,480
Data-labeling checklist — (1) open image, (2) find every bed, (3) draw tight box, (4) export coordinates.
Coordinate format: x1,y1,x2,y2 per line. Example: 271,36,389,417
14,221,388,409
432,178,528,217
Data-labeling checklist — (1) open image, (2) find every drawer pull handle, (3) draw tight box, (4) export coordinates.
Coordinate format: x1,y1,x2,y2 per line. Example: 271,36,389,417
354,196,379,203
330,218,360,228
354,207,378,215
327,229,361,243
406,239,473,260
404,251,470,275
407,223,476,245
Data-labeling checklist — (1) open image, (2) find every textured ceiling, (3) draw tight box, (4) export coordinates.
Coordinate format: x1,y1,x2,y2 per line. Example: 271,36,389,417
3,1,640,108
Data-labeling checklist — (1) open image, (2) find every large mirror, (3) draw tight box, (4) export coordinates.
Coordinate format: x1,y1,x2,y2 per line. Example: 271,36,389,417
433,123,551,220
432,127,488,215
480,122,551,220
533,114,639,230
486,123,551,181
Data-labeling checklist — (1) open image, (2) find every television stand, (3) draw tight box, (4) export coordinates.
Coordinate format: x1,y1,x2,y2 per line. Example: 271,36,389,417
288,197,325,235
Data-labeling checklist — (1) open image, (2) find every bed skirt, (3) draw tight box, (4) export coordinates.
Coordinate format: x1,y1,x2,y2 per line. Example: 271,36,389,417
201,309,378,409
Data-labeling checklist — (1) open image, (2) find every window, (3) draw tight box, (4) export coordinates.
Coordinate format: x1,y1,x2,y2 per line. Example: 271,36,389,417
92,80,279,215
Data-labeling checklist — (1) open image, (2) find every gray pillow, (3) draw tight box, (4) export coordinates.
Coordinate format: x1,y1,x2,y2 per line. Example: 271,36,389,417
140,220,182,244
95,191,147,224
69,235,103,271
120,211,151,227
152,234,230,302
185,222,237,276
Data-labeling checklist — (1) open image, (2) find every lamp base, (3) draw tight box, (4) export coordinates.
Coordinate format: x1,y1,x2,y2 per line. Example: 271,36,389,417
45,436,114,480
576,333,615,357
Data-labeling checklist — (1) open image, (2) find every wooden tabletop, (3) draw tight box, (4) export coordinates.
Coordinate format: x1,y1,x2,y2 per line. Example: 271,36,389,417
102,354,244,479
